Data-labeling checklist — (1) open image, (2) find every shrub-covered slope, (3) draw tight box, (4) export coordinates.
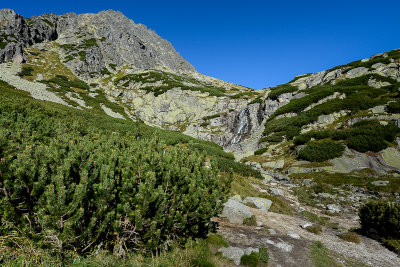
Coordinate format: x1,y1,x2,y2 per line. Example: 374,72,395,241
252,48,400,176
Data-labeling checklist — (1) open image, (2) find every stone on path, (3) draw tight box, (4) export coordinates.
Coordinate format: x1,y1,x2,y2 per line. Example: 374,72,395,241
243,197,272,211
221,199,253,224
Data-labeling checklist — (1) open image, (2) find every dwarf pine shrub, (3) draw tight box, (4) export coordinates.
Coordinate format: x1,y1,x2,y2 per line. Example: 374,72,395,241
0,94,232,254
298,141,345,162
359,201,400,240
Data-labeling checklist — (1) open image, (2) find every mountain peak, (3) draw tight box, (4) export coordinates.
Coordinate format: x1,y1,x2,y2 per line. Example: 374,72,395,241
0,9,196,74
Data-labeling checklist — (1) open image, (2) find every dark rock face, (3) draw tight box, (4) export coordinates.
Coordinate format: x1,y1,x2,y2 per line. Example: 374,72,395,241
0,9,30,62
0,9,196,76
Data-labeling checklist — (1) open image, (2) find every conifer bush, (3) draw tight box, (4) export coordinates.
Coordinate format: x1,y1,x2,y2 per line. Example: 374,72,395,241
359,201,400,240
0,99,232,254
298,141,345,162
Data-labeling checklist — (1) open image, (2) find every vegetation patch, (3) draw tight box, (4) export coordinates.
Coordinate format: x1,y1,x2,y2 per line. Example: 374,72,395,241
298,140,345,162
43,74,90,90
0,83,243,262
338,232,361,243
310,241,341,267
267,83,298,100
41,18,54,27
240,252,261,267
206,234,229,248
301,211,330,226
113,71,228,97
17,66,34,77
293,120,400,154
243,215,257,226
329,49,400,73
203,113,223,121
306,224,323,235
254,147,267,155
263,74,398,143
386,101,400,113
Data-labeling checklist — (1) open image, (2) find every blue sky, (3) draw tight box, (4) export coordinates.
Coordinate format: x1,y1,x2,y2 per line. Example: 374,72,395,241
5,1,400,88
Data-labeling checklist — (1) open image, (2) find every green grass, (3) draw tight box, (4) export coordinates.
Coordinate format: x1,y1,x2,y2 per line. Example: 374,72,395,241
206,234,229,248
243,215,257,226
310,241,341,267
41,18,54,27
0,41,7,49
83,38,98,47
0,236,222,267
240,252,260,267
44,74,90,90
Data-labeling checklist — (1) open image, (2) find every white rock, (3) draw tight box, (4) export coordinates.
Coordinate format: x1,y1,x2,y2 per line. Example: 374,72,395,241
243,197,272,211
218,247,245,265
300,222,313,229
287,232,301,239
276,242,293,252
221,199,253,224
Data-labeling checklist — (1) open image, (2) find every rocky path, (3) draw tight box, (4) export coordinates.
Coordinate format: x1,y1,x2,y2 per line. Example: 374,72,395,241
217,169,400,267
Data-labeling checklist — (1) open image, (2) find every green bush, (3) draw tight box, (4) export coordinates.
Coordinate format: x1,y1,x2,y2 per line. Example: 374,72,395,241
240,252,260,267
18,66,34,77
259,134,284,143
249,97,263,105
298,141,345,162
386,102,400,113
254,147,267,155
0,88,234,254
46,75,90,90
268,84,298,100
359,201,400,240
347,134,387,152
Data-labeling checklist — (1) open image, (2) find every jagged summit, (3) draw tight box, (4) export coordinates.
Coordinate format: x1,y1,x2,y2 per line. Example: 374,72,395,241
0,8,196,74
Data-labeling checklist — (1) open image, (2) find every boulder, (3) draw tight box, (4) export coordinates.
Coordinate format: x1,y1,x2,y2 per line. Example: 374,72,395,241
221,199,253,224
262,159,285,169
243,197,272,211
346,67,369,79
300,222,313,229
270,188,283,196
218,247,245,265
381,147,400,170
